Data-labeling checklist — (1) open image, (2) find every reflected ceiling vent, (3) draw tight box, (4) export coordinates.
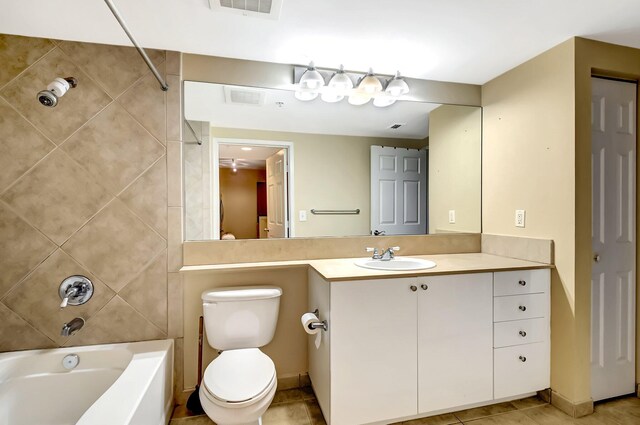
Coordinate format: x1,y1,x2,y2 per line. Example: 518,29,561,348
208,0,283,19
388,123,405,130
224,86,266,106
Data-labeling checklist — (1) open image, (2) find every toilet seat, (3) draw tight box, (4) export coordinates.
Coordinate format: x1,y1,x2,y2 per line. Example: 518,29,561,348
203,348,276,407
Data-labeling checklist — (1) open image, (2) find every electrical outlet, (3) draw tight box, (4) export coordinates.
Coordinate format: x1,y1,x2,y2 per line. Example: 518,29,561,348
515,209,526,227
448,210,456,224
299,210,307,222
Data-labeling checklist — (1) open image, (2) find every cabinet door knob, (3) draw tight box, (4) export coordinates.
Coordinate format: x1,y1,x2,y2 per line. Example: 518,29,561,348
518,305,527,312
421,284,428,290
519,356,527,362
410,285,417,292
519,330,527,337
518,280,527,286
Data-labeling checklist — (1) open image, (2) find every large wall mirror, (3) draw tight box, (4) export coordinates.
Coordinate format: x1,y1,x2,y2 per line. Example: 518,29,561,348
183,81,481,241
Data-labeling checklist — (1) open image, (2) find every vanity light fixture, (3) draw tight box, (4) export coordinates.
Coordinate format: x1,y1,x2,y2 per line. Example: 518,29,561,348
293,64,409,107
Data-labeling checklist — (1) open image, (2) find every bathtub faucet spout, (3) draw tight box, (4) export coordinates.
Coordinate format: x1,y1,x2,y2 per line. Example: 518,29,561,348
61,317,85,337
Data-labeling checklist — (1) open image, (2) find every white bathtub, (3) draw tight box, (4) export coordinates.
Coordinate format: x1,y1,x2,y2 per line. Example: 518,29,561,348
0,339,173,425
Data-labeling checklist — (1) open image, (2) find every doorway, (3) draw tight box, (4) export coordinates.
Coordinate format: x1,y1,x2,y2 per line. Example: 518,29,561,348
212,139,293,240
590,77,637,401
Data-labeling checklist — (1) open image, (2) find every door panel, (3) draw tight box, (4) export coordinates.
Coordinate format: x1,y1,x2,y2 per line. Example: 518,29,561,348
266,149,288,238
417,273,493,413
591,77,636,401
371,146,427,235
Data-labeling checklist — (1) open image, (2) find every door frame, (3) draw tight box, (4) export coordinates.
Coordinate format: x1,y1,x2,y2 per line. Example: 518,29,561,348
211,138,295,239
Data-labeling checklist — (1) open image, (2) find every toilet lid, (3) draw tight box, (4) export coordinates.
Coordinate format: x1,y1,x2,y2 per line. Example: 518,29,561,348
203,348,275,403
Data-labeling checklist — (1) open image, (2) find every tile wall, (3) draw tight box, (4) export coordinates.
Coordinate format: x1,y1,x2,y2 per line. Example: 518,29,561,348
0,35,183,368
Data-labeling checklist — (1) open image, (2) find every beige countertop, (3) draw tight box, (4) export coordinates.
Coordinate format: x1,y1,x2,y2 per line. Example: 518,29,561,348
180,253,552,281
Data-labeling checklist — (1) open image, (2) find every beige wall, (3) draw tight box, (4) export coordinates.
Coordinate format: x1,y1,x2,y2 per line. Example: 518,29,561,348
210,127,425,237
429,105,482,233
220,167,266,239
0,34,183,354
482,39,579,401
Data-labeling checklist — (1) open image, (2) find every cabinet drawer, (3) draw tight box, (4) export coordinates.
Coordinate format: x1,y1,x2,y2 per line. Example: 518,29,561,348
494,318,547,348
494,293,547,322
494,270,549,296
494,342,549,399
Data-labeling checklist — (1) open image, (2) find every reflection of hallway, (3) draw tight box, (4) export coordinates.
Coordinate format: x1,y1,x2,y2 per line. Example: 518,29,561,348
219,168,266,239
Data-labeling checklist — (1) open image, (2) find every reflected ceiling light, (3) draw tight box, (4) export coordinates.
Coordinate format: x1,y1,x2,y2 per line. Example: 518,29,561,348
348,92,371,106
373,95,397,108
294,89,319,101
241,147,253,151
385,71,410,97
298,62,325,90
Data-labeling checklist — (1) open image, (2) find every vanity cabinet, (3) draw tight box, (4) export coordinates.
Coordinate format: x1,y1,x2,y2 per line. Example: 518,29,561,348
308,268,550,425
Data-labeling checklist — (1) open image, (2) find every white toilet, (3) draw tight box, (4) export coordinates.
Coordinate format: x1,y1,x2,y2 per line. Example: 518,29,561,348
199,286,282,425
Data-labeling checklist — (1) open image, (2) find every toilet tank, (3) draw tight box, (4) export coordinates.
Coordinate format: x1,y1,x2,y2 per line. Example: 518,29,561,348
201,286,282,350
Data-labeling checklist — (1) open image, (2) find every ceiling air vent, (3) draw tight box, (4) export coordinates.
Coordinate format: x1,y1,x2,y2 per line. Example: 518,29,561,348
388,123,405,130
224,86,266,106
209,0,283,19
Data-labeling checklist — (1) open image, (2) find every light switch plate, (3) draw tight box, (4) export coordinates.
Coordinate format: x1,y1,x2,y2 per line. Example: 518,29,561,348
299,210,307,222
515,209,526,227
448,210,456,224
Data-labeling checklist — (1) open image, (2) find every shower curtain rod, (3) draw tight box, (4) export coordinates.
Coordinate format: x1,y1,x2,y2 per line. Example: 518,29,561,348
103,0,169,91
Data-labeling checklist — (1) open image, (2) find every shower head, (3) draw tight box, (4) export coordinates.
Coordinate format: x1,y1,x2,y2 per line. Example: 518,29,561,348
37,77,77,108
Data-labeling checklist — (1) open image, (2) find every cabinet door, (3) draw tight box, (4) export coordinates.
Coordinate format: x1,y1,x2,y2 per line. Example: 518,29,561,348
417,273,493,413
331,278,418,425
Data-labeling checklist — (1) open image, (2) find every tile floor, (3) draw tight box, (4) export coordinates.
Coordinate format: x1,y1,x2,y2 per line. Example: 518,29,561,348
170,389,640,425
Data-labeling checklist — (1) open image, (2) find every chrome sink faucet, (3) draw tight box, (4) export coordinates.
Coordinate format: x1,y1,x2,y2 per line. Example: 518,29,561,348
61,317,85,337
366,246,400,261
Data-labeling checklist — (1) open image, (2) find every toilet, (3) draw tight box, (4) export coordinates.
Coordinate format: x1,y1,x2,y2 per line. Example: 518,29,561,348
199,286,282,425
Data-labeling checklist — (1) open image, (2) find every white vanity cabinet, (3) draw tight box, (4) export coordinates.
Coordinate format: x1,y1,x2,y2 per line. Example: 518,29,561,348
308,268,551,425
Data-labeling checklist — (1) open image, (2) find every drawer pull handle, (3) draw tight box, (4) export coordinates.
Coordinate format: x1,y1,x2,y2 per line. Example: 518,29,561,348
519,356,527,362
519,280,527,286
410,285,417,292
519,331,527,337
421,284,428,291
519,305,527,312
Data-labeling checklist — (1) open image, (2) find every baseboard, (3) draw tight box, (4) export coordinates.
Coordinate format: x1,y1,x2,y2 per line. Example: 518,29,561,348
277,373,311,390
551,390,594,418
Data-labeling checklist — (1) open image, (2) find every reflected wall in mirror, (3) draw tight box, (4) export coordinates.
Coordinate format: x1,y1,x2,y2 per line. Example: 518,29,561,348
183,81,481,240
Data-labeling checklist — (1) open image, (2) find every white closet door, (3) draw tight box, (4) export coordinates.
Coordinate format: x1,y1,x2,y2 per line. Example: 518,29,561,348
591,77,636,401
370,146,427,235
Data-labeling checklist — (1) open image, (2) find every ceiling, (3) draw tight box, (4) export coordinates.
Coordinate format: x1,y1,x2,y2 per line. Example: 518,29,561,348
219,144,281,169
184,81,439,139
2,1,640,84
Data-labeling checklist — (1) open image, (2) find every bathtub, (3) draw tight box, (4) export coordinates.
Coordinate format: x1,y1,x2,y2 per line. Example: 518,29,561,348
0,339,173,425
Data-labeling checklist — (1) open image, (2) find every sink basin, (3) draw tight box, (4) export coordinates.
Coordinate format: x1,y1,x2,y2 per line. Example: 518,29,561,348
354,257,437,271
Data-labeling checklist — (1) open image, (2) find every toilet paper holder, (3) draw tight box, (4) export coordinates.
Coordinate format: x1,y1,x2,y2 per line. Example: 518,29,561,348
307,309,328,331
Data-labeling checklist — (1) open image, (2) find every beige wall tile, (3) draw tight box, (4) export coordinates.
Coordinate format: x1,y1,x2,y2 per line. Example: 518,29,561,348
0,48,112,144
1,149,112,245
173,337,184,396
168,207,184,272
118,70,167,144
166,51,182,76
58,41,164,99
119,157,168,238
166,74,181,142
0,202,56,298
61,102,165,195
0,34,55,88
65,295,165,346
0,302,55,351
0,98,55,192
62,200,166,292
167,272,183,338
167,141,183,207
3,249,115,345
119,251,168,332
